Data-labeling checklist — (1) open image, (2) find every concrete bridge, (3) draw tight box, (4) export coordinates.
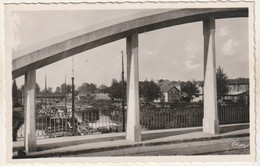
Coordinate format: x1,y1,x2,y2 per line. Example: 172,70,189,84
12,8,248,153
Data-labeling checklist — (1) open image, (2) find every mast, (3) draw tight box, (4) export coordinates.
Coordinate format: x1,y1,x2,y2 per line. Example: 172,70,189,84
121,51,125,132
65,75,67,111
72,57,75,135
45,75,47,109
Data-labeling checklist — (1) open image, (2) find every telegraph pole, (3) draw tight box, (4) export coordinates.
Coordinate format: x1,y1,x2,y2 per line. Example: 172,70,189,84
121,51,125,132
45,75,47,109
65,76,67,111
72,57,75,135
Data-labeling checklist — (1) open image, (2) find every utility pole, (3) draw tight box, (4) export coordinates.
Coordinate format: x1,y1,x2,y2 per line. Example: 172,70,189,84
72,57,75,135
121,51,125,132
65,76,67,111
45,75,47,109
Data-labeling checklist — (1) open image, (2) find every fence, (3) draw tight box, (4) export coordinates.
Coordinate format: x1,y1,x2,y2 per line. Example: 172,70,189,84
140,104,249,130
140,104,203,129
218,105,249,124
16,104,249,139
16,107,124,139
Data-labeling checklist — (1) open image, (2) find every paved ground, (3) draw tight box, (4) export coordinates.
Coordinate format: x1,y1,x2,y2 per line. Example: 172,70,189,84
13,123,250,158
65,136,249,156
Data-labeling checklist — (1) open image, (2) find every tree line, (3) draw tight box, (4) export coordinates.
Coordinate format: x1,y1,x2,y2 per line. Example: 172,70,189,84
14,66,231,103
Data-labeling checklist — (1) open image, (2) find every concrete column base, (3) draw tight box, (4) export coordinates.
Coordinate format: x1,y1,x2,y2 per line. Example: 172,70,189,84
26,132,37,152
126,125,142,142
203,118,219,135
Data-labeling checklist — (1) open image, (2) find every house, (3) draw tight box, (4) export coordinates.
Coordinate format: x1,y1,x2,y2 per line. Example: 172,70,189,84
156,81,181,103
227,78,249,92
94,93,110,100
224,78,249,104
191,86,203,103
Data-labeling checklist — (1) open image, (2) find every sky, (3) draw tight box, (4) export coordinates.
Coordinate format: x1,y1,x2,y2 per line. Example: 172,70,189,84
11,10,249,91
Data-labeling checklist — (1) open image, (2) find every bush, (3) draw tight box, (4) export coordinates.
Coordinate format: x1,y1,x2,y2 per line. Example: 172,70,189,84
13,108,24,141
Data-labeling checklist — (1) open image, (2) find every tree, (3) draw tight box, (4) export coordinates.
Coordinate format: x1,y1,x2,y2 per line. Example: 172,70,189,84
107,79,126,101
181,80,199,102
157,79,170,85
139,79,162,104
61,83,72,94
42,87,52,94
12,80,18,105
216,66,229,100
98,84,109,93
55,86,61,93
77,82,97,93
35,83,41,94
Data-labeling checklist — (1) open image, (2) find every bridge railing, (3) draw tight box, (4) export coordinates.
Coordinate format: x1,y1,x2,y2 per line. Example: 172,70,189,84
140,104,249,130
16,104,249,140
140,104,203,129
16,108,124,139
218,104,249,124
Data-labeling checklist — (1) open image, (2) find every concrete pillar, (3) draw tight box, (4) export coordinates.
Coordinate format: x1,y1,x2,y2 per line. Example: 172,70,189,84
126,34,141,142
203,18,219,135
24,70,37,152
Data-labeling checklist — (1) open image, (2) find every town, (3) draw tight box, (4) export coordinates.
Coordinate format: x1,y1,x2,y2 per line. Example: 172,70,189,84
12,67,249,141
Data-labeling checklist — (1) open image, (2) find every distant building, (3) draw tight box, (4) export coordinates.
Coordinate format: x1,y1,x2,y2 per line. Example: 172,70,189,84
156,81,181,103
94,93,110,100
191,78,249,104
191,86,203,103
224,78,249,104
78,91,110,101
227,78,249,92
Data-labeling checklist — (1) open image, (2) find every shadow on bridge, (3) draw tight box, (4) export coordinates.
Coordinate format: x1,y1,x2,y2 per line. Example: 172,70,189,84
219,123,249,134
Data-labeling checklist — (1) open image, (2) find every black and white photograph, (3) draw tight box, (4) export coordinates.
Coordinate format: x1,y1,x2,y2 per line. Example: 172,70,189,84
1,1,258,164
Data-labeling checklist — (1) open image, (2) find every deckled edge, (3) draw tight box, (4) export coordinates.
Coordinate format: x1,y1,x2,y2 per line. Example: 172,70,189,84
1,0,259,166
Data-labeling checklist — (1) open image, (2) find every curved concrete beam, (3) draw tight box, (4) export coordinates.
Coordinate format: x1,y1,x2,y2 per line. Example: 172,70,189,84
12,8,248,78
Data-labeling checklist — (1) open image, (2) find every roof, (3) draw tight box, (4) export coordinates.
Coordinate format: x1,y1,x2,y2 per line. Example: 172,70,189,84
227,78,249,85
226,90,249,96
160,84,180,93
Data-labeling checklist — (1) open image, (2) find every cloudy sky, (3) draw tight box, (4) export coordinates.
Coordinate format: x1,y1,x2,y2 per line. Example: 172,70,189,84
12,10,249,90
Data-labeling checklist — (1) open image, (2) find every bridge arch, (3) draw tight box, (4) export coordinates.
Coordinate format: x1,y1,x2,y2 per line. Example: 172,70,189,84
13,8,247,78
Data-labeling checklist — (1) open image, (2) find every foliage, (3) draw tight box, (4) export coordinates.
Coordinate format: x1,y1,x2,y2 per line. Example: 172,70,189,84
98,84,109,93
216,66,229,100
13,108,24,141
106,79,162,104
78,82,97,93
180,80,199,102
107,79,126,101
60,83,72,93
35,83,41,94
55,86,61,93
139,79,162,104
42,87,53,94
12,80,18,98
